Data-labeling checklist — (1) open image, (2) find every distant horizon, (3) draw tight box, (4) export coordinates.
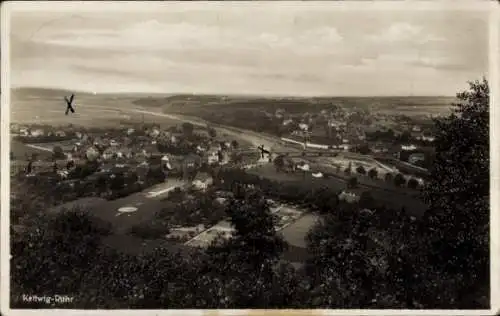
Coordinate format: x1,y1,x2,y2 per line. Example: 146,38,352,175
11,85,458,99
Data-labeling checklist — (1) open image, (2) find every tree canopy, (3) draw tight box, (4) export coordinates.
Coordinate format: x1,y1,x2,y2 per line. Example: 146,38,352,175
421,78,489,306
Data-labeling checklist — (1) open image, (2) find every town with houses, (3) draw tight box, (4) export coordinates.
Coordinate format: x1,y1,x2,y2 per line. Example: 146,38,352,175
10,100,437,265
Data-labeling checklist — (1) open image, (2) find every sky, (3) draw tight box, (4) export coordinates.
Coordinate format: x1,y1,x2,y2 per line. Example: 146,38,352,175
8,2,491,96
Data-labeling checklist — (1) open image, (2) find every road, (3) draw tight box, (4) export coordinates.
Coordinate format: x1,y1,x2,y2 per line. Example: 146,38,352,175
25,144,53,152
129,108,280,151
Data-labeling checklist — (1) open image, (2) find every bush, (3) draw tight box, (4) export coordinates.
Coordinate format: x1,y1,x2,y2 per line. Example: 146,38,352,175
129,223,169,239
359,191,376,209
357,144,371,155
368,168,378,179
356,165,366,175
384,173,393,183
407,178,419,189
208,128,217,138
347,177,358,188
53,146,66,160
393,173,406,187
182,123,194,136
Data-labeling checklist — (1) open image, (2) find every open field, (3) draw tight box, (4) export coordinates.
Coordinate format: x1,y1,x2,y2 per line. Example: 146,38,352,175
280,213,320,249
48,178,188,235
248,163,428,217
11,88,179,128
11,88,261,151
131,93,456,117
11,140,53,159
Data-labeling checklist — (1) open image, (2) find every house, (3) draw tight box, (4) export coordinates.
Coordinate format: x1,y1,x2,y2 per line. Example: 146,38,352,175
401,144,417,151
221,151,230,165
136,161,150,182
183,154,201,170
312,172,323,178
296,162,310,171
100,163,115,173
338,191,360,203
102,147,119,160
298,123,309,131
65,152,74,161
412,125,422,132
85,146,100,161
30,129,44,137
195,145,205,154
116,147,133,159
19,127,30,136
340,144,350,151
170,135,179,144
282,119,294,126
206,145,221,165
192,172,214,191
55,130,66,137
421,135,435,142
93,136,105,146
126,128,135,136
372,143,388,154
161,155,173,170
207,151,219,165
149,127,161,138
408,153,425,165
143,144,160,158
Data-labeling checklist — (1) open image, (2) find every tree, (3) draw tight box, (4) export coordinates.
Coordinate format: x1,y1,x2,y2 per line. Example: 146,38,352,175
182,122,194,136
422,78,489,307
10,151,15,160
368,168,378,179
357,144,371,155
384,173,393,183
208,128,217,138
53,146,65,160
110,174,125,191
356,165,366,175
359,191,376,209
393,173,406,187
201,189,289,308
230,152,243,164
273,155,285,172
231,140,239,149
347,176,358,188
222,190,287,268
399,131,412,142
407,178,419,189
11,209,110,303
305,210,377,308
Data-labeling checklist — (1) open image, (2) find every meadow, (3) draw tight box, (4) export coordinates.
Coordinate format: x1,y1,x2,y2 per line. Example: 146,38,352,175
135,94,455,117
248,164,428,217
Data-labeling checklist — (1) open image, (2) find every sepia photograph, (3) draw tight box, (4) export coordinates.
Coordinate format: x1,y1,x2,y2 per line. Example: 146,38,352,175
1,0,495,313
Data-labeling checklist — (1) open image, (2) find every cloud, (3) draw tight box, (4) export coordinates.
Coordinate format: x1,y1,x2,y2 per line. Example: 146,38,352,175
368,22,445,44
10,9,488,96
29,19,343,56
